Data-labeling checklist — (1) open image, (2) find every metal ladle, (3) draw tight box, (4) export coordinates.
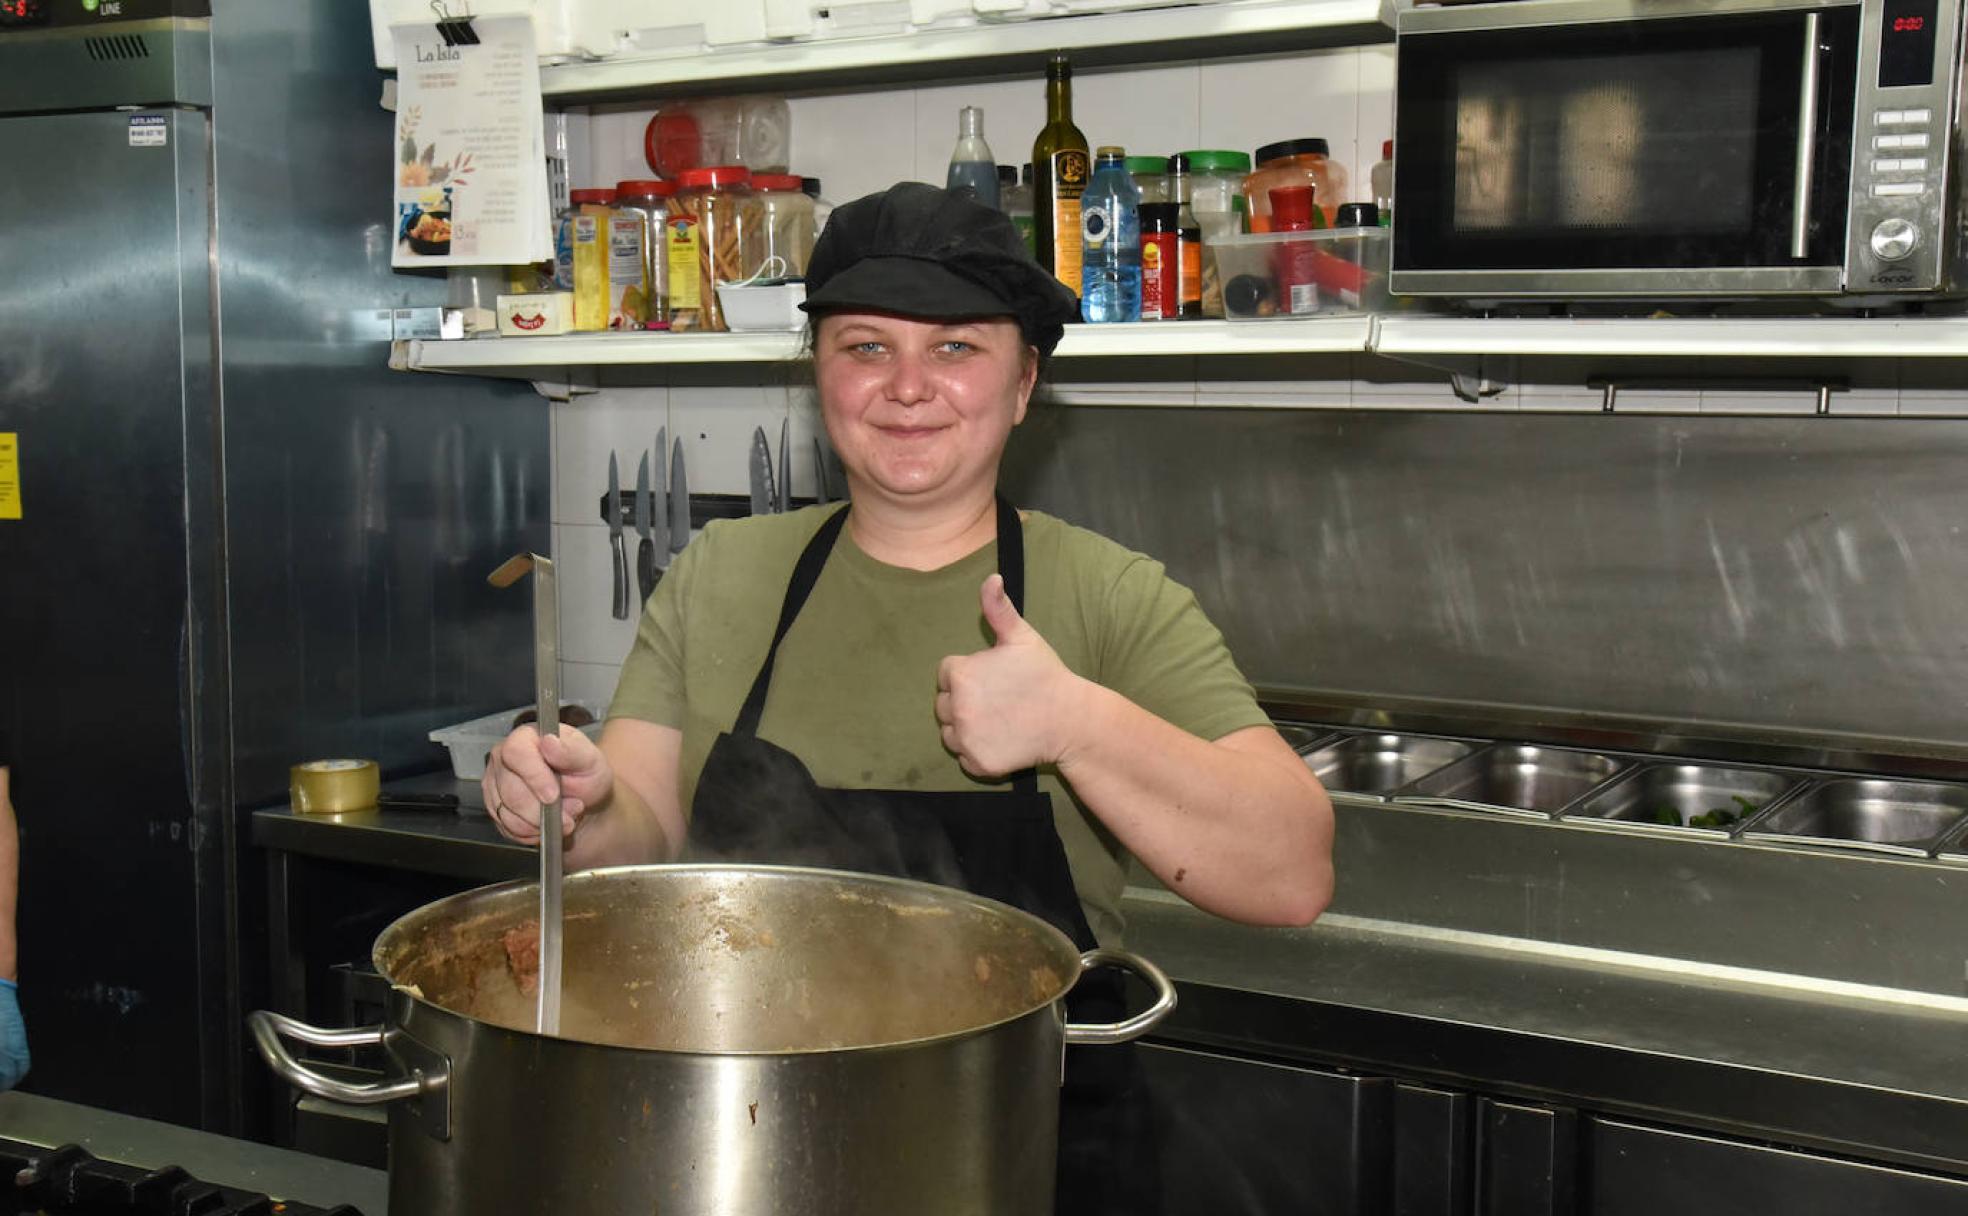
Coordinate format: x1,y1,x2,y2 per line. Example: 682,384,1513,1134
488,551,563,1036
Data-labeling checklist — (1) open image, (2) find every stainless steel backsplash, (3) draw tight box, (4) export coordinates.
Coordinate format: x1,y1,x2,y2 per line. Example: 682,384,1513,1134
1002,407,1968,764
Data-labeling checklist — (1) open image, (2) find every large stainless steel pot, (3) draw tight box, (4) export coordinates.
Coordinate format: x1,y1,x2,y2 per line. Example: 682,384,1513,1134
250,864,1174,1215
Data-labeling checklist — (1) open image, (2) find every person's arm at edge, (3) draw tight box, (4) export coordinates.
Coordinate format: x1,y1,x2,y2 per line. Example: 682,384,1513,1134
0,766,14,981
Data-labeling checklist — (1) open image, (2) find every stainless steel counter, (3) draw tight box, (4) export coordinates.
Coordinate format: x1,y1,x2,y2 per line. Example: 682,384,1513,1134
250,787,1968,1178
0,1091,388,1213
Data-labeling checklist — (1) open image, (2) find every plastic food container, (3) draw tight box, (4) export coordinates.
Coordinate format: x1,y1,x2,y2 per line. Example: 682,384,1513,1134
1212,226,1390,319
714,281,807,331
429,703,606,781
668,166,753,332
1244,137,1348,230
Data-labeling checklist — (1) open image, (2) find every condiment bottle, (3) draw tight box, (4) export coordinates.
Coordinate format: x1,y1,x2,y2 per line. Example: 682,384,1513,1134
1167,156,1205,319
1267,185,1324,316
1032,53,1090,297
613,179,671,330
946,105,1001,210
1172,150,1248,317
1139,202,1180,321
1003,163,1036,257
1370,140,1393,228
1244,138,1346,230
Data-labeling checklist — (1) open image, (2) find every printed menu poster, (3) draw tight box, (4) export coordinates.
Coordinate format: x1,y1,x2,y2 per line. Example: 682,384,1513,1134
390,15,552,268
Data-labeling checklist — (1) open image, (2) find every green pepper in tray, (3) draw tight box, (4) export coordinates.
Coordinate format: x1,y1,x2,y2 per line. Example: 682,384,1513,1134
1646,806,1684,826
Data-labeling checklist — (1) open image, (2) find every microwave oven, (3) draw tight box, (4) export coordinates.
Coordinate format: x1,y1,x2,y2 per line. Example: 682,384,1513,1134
1391,0,1967,301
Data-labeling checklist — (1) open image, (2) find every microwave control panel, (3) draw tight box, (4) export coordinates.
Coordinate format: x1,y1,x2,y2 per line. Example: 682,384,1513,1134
1847,0,1964,292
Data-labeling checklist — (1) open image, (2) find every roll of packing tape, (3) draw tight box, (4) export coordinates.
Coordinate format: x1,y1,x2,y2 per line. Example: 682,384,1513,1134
290,758,382,814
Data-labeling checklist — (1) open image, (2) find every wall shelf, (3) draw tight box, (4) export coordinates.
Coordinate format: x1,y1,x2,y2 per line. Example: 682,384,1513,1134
393,315,1377,378
1372,315,1968,360
393,313,1968,381
538,0,1394,100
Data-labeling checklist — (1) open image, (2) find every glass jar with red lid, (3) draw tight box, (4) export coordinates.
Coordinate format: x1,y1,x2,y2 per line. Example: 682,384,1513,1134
614,179,674,330
667,166,752,332
745,173,815,279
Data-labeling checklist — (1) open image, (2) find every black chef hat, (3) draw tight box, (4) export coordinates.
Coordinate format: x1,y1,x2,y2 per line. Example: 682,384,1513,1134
800,181,1080,359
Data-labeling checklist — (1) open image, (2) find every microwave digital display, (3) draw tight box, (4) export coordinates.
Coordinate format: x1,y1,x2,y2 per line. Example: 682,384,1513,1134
1881,0,1939,87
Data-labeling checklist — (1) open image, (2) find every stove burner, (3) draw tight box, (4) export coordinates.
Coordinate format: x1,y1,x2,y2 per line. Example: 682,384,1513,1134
0,1137,365,1215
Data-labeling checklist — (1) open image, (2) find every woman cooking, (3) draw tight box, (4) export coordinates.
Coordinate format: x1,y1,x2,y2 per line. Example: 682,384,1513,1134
485,181,1334,1212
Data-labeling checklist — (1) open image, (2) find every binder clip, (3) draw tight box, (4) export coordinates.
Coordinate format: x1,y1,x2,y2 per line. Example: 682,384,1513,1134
431,0,479,47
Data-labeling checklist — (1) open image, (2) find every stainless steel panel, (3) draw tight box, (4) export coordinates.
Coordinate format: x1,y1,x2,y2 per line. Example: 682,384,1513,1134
1001,408,1968,763
0,107,225,1129
211,0,548,802
1563,763,1805,837
1740,778,1968,855
0,19,212,113
1302,733,1474,798
1399,0,1858,35
1396,744,1626,816
1387,265,1846,297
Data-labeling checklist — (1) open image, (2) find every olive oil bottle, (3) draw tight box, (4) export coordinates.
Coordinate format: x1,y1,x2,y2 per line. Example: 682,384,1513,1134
1032,53,1090,298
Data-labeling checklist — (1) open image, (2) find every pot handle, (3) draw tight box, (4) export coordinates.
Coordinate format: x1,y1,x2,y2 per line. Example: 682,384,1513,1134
248,1009,444,1107
1063,947,1178,1046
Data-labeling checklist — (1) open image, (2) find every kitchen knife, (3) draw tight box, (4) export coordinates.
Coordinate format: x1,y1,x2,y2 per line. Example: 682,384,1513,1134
668,437,690,559
633,451,655,604
651,426,668,569
813,437,830,505
749,426,773,517
607,452,629,621
777,416,791,513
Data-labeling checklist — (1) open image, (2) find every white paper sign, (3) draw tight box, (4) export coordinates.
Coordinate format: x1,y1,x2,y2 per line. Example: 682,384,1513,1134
128,115,168,147
390,15,552,268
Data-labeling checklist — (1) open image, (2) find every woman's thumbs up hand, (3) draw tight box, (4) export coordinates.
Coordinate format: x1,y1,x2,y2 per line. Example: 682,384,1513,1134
934,574,1088,778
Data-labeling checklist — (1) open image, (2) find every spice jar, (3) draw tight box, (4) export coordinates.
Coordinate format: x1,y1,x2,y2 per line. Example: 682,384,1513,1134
1244,138,1348,230
614,179,673,330
746,173,815,279
668,165,752,333
1171,150,1250,318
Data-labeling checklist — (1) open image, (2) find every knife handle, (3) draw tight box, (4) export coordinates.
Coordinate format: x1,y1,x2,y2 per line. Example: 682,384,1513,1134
637,537,657,603
611,534,630,620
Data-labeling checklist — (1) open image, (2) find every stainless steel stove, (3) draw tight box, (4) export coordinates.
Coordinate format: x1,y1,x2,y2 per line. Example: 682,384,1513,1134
1,1136,366,1214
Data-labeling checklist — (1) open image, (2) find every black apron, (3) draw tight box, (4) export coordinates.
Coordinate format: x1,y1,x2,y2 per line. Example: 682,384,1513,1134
689,496,1152,1216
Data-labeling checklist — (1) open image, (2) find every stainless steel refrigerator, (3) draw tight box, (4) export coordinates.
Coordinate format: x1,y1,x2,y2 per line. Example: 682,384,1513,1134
0,0,547,1133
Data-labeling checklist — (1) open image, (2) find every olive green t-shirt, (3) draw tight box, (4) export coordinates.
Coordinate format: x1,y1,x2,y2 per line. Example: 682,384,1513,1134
609,505,1270,945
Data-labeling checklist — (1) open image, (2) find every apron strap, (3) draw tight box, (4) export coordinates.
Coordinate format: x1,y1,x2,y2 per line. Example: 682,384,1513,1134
732,496,1040,796
733,505,852,736
993,496,1041,798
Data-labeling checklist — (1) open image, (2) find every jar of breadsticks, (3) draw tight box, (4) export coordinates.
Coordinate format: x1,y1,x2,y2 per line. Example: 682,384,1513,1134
667,165,753,332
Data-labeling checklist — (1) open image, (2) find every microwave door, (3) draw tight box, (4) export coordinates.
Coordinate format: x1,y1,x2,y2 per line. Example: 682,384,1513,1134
1392,4,1861,297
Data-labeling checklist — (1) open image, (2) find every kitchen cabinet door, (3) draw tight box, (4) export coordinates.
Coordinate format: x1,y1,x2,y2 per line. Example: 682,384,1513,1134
1477,1098,1579,1215
1137,1042,1390,1215
1586,1119,1968,1215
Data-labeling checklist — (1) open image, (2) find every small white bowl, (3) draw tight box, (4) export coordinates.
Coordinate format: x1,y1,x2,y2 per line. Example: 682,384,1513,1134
715,282,807,332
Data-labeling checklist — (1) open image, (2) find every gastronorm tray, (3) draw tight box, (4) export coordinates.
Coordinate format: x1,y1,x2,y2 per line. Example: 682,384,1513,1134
1392,743,1629,819
1302,732,1476,800
1275,723,1346,754
1738,778,1968,857
1560,762,1808,838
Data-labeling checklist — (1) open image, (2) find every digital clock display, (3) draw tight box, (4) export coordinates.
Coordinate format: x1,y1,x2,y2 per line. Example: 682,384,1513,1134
1880,0,1940,87
0,0,50,27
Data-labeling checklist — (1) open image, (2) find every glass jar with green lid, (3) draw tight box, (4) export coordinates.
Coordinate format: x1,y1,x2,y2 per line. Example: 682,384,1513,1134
1171,149,1252,317
1125,155,1169,205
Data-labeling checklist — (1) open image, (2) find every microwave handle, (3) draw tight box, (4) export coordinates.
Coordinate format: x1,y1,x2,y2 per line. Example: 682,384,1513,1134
1791,10,1822,258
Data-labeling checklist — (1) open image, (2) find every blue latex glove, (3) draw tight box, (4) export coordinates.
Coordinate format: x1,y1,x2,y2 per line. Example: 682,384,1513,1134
0,980,29,1091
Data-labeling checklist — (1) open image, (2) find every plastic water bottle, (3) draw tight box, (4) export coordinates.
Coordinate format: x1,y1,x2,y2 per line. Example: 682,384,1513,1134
946,106,1000,210
1080,145,1141,323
